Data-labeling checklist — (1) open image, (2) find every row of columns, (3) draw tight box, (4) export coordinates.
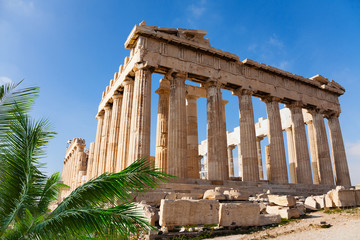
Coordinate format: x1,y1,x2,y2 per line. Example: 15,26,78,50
88,64,151,178
218,95,350,187
61,139,87,199
86,63,350,186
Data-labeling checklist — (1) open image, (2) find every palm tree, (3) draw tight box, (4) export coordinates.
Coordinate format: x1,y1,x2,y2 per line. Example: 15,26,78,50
0,82,172,239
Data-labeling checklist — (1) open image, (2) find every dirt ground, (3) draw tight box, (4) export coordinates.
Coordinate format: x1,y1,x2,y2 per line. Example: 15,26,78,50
208,208,360,240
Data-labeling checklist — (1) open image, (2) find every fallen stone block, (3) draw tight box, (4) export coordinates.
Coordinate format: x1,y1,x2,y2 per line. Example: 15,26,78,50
159,199,219,227
223,189,249,200
296,202,306,215
332,189,356,207
203,189,226,200
266,205,301,219
136,202,158,226
304,196,318,210
259,214,281,226
355,190,360,206
268,194,296,207
313,195,325,209
325,191,335,208
219,202,260,227
136,192,168,205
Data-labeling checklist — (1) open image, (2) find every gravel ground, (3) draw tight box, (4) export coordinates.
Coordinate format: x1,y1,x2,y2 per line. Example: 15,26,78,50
208,208,360,240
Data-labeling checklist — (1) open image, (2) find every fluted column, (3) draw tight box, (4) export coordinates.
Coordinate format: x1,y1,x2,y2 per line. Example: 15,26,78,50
262,97,288,183
167,72,188,178
309,109,334,185
155,79,170,172
265,144,271,180
285,127,296,183
86,142,95,180
288,103,312,184
234,89,259,182
98,104,112,174
237,144,242,178
91,113,104,178
327,113,351,186
256,137,264,180
116,78,134,171
105,93,123,172
227,145,235,177
128,63,152,164
186,94,200,179
306,120,320,184
206,81,228,180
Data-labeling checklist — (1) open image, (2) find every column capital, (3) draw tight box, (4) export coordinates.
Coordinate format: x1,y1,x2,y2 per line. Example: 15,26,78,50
104,104,112,111
134,61,153,72
227,145,236,151
324,110,340,119
260,95,281,103
165,69,187,80
232,87,254,96
256,136,264,141
122,77,134,86
112,92,123,100
155,78,170,95
186,93,200,101
202,79,223,89
285,101,303,109
96,110,104,119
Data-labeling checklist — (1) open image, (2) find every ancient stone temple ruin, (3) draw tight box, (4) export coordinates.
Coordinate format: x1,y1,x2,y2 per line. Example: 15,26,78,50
60,21,352,201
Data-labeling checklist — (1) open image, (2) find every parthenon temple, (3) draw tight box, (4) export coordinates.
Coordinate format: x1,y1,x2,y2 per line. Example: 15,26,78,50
60,21,351,200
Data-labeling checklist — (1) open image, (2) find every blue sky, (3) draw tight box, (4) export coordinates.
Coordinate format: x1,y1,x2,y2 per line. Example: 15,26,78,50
1,0,360,184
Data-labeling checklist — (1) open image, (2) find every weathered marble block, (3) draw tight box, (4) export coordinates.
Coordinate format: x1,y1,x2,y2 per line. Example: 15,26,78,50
268,194,296,207
219,202,260,227
159,199,219,227
259,214,281,226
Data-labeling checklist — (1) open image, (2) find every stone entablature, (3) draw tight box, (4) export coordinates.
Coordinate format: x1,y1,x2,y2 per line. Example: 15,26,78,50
98,22,343,114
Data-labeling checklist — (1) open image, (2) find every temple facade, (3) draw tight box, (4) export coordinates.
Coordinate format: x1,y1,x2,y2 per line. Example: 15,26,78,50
61,22,351,195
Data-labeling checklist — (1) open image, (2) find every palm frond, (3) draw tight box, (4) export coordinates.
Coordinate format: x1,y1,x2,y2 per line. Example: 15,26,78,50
53,158,173,214
37,172,68,215
0,81,39,137
33,203,152,239
0,106,56,234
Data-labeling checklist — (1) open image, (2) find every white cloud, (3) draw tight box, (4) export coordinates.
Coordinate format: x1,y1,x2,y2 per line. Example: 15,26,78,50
188,4,206,18
185,0,207,27
0,76,13,85
268,34,284,49
0,0,35,17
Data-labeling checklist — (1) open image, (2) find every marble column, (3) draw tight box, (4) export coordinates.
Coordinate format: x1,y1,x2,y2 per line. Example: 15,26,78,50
105,93,123,173
91,112,104,178
86,142,95,180
285,127,297,183
167,72,187,178
237,144,242,178
206,81,229,180
288,103,312,184
262,97,288,183
98,104,112,174
116,78,134,171
128,63,152,165
256,137,264,180
186,94,200,179
235,89,259,182
327,113,351,186
309,109,334,185
265,144,271,180
227,145,235,177
306,120,320,184
155,78,170,173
